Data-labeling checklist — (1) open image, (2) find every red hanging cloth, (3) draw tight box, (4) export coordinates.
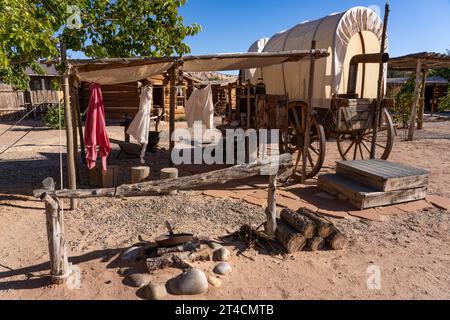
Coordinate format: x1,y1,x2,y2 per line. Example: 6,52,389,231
84,83,110,173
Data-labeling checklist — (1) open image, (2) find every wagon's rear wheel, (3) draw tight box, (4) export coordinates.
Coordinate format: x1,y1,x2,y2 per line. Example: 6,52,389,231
280,102,326,180
337,108,394,161
214,101,228,117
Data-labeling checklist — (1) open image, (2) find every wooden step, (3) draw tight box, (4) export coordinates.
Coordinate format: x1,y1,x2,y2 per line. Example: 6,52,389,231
318,174,427,210
336,160,429,192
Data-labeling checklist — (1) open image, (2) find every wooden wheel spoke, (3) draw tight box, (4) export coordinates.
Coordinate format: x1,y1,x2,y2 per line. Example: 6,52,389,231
358,143,364,159
353,143,358,160
343,140,355,157
361,140,371,153
309,144,320,156
307,151,315,168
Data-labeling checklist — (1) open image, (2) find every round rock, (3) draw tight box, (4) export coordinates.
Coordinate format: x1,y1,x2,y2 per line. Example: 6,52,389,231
213,247,230,262
207,275,222,287
126,273,152,288
121,246,142,262
144,283,167,300
213,262,232,275
166,268,208,295
208,242,223,250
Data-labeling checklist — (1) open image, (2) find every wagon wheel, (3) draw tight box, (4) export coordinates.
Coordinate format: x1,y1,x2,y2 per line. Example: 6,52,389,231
337,108,394,161
280,102,326,180
214,101,228,117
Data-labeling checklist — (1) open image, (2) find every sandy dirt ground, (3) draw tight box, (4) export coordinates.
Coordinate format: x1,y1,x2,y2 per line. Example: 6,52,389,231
0,115,449,300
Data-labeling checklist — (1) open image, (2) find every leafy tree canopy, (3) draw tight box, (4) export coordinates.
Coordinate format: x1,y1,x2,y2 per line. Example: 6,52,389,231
0,0,201,89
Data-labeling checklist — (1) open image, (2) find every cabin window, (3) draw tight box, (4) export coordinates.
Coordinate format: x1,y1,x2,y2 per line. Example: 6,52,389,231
31,79,42,90
176,86,185,109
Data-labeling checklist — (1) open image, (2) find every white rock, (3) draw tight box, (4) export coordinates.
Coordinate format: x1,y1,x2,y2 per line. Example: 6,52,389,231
126,273,151,288
213,247,230,262
144,283,167,300
213,262,232,275
166,268,208,295
207,275,222,287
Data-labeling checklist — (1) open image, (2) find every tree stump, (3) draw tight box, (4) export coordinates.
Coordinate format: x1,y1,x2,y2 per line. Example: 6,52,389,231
298,208,333,238
275,219,306,254
280,208,315,239
325,227,347,251
160,168,179,195
131,166,151,184
307,237,324,251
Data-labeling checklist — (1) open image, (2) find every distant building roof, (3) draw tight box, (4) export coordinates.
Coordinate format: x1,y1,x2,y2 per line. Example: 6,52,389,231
24,63,59,77
387,76,449,86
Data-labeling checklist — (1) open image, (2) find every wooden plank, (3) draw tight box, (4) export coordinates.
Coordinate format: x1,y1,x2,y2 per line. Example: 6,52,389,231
318,174,427,210
336,160,429,192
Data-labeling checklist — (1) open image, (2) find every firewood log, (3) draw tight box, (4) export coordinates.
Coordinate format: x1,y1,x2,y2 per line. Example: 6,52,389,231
325,227,347,250
275,219,306,254
298,208,333,238
280,208,315,239
306,237,324,251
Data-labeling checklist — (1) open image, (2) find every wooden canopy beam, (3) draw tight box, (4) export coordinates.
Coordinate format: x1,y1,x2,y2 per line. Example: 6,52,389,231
418,69,428,130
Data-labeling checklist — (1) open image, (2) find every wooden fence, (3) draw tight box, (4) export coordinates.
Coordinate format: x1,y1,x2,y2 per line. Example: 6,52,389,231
0,90,26,116
33,154,293,284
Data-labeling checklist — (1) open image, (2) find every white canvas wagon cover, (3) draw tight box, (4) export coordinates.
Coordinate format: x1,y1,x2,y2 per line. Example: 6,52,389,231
255,6,386,109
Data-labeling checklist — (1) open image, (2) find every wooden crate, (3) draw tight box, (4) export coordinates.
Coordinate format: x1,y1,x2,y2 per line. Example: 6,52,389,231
336,160,429,192
334,98,373,131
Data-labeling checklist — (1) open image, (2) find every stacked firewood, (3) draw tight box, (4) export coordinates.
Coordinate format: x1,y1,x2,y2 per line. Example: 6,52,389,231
275,208,348,254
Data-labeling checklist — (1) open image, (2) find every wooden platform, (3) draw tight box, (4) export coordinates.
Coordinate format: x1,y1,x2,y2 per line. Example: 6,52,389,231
336,159,429,192
319,160,429,210
318,174,428,210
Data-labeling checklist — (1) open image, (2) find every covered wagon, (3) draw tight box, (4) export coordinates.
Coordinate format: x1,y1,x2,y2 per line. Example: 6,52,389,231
244,6,395,180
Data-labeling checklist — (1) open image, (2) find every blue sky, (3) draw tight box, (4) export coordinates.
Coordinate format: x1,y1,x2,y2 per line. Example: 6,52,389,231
179,0,450,57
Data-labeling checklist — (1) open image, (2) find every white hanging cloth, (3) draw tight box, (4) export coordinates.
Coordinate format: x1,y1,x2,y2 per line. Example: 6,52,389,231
127,85,153,144
185,84,214,129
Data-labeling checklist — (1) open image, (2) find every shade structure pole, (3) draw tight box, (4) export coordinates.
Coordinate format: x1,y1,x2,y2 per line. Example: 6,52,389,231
370,2,389,159
407,60,423,141
302,41,316,183
418,69,428,130
169,66,176,167
60,41,78,210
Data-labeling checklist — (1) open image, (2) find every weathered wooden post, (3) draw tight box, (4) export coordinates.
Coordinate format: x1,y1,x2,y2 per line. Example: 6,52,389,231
408,59,423,141
265,173,277,237
169,66,176,167
418,69,428,130
60,42,78,210
41,177,70,284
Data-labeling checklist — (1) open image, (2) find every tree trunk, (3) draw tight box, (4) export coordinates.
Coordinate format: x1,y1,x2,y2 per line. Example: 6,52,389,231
297,208,333,238
275,219,306,253
280,208,315,239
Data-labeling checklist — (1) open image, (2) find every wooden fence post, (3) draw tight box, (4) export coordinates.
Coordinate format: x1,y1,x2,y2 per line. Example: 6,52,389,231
42,177,70,284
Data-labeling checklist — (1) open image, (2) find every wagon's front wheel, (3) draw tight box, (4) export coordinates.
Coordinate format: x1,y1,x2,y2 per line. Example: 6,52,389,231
280,102,326,180
337,108,394,161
